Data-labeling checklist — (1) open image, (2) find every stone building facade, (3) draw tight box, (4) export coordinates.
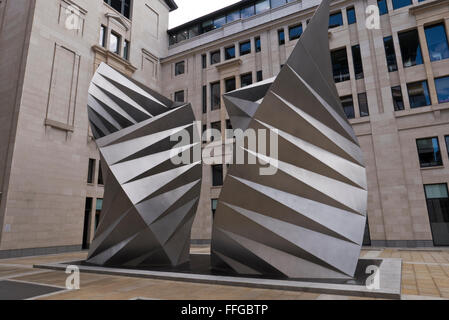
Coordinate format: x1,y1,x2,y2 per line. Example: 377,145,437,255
1,0,449,257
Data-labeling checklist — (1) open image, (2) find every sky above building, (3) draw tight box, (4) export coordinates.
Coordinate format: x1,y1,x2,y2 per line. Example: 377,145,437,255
169,0,240,29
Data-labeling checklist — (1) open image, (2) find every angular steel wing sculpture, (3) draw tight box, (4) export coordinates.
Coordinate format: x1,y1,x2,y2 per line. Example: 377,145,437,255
86,63,201,267
211,0,368,279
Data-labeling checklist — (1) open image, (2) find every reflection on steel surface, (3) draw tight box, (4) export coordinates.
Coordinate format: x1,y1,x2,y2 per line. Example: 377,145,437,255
211,0,368,279
86,63,201,267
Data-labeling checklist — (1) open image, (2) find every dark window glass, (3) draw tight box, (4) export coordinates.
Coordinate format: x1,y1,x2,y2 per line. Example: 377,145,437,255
341,95,355,119
407,81,431,108
123,40,130,60
175,61,185,76
288,24,303,41
176,30,188,42
211,121,221,142
82,198,93,249
255,36,261,52
347,7,356,25
383,36,398,72
241,73,253,87
424,184,449,246
446,136,449,158
211,82,221,110
97,161,104,185
212,165,224,186
104,0,131,19
225,78,236,93
202,124,207,143
226,10,240,23
257,70,263,82
202,54,207,69
226,119,233,139
201,20,214,33
329,12,343,29
271,0,286,8
210,50,221,65
95,198,103,230
87,159,95,184
202,85,207,113
110,31,120,54
398,29,423,68
174,90,185,103
377,0,388,15
435,76,449,104
425,23,449,62
278,29,285,45
211,199,218,218
358,93,369,117
189,25,200,38
392,0,412,10
417,137,443,167
99,25,107,47
331,48,350,83
255,0,270,14
225,46,236,60
214,16,226,29
240,40,251,56
241,5,255,19
169,34,176,46
352,45,364,79
391,86,405,111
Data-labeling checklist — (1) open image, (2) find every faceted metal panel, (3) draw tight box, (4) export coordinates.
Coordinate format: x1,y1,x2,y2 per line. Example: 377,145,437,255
86,63,202,268
211,0,368,279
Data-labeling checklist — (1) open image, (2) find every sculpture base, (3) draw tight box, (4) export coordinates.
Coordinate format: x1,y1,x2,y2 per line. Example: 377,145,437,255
34,254,401,299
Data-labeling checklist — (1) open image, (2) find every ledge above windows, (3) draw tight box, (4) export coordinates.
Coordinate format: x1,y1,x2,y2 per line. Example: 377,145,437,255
214,58,242,72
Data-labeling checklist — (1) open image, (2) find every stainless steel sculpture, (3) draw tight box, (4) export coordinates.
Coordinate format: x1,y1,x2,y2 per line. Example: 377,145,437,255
211,0,368,279
86,63,201,267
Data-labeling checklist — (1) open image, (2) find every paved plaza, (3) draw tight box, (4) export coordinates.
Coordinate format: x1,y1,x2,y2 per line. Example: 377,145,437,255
0,246,448,300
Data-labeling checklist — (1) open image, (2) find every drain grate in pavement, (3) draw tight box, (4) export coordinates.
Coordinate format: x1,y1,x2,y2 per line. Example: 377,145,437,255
0,280,63,300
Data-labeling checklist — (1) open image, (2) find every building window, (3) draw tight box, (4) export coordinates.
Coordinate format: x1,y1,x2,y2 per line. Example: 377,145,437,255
446,136,449,158
383,36,398,72
211,82,221,110
255,0,270,14
425,23,449,62
377,0,388,15
87,159,95,184
174,90,185,103
257,70,263,82
358,93,369,117
435,76,449,104
407,80,431,108
211,121,221,141
241,4,255,19
241,73,253,87
352,45,364,79
202,124,207,143
175,61,185,76
109,31,120,54
271,0,287,8
278,29,285,45
202,85,207,113
226,119,233,138
98,161,104,185
329,12,343,29
210,50,221,65
211,199,218,218
341,95,355,119
123,40,130,60
99,25,107,47
391,86,405,111
398,29,423,68
424,184,449,246
201,20,214,33
255,36,261,52
95,198,103,230
416,137,443,168
225,46,236,60
331,48,350,83
240,40,251,56
347,7,356,25
202,54,207,69
227,10,240,23
225,78,236,93
212,165,224,186
288,24,303,41
214,16,226,29
104,0,131,19
392,0,412,10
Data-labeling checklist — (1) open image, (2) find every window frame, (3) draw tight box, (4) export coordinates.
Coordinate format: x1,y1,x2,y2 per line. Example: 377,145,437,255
416,137,443,168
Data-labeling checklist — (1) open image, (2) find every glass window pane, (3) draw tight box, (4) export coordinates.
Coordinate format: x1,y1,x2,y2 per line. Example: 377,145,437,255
255,0,270,14
278,29,285,45
398,29,423,68
425,184,449,199
96,198,103,211
358,93,369,117
174,90,184,103
384,36,398,72
99,26,106,47
240,40,251,55
226,10,240,23
175,61,185,76
341,95,355,119
110,32,120,54
329,12,343,29
241,5,255,19
435,76,449,104
416,137,442,167
214,16,226,29
257,70,263,82
407,81,431,108
201,20,214,33
255,36,261,52
212,165,223,186
377,0,389,15
425,23,449,62
424,183,449,245
392,0,412,10
352,45,364,79
189,25,200,38
347,7,356,25
331,48,350,83
271,0,286,8
211,82,221,110
391,86,404,111
210,50,220,65
211,199,218,216
289,24,303,41
225,78,236,92
202,54,207,68
225,46,236,60
202,85,207,113
241,73,253,87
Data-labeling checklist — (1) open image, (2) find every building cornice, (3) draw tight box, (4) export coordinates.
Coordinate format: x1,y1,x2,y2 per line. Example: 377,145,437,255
409,0,449,15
